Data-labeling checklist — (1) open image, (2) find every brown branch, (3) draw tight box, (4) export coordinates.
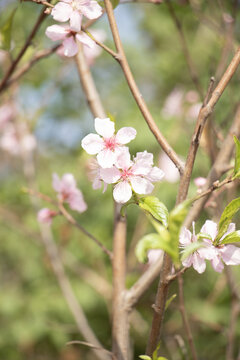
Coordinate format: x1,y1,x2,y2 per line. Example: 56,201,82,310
103,0,184,175
22,0,54,7
0,7,48,94
83,30,119,59
75,43,107,118
112,203,129,360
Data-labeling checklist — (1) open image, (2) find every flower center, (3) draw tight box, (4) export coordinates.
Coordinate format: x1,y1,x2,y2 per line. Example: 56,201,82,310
121,168,133,180
104,137,116,151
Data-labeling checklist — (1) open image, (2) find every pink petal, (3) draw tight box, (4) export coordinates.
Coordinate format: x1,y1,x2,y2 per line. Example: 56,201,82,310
158,152,180,183
115,127,137,145
94,118,115,138
179,227,192,246
147,249,163,265
194,177,207,187
200,220,217,242
45,25,68,41
220,223,236,242
68,190,87,213
80,1,102,19
76,32,95,48
147,166,165,182
211,255,224,273
113,181,132,203
115,147,132,169
97,148,116,168
81,133,104,154
62,37,78,57
182,254,194,268
132,151,153,175
52,173,62,192
130,176,154,195
100,167,121,184
61,173,77,191
70,11,82,32
198,245,216,260
52,2,72,22
37,208,56,225
192,253,206,273
221,245,240,266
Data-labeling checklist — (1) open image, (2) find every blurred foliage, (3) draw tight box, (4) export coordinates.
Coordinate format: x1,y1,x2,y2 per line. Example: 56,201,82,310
0,0,240,359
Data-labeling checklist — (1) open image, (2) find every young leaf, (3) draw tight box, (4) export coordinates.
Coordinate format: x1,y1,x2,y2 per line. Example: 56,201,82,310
233,136,240,178
139,196,169,228
197,232,212,241
215,197,240,244
0,8,17,51
152,343,161,360
135,232,178,263
181,241,204,262
220,230,240,245
165,293,177,310
139,356,152,360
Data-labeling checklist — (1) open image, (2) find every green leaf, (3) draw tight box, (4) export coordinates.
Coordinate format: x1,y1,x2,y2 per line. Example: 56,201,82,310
0,8,17,51
152,343,161,360
220,230,240,245
110,0,120,7
180,241,204,262
135,232,178,263
139,196,169,228
139,356,152,360
157,357,168,360
215,197,240,244
197,232,212,241
165,294,177,310
233,136,240,178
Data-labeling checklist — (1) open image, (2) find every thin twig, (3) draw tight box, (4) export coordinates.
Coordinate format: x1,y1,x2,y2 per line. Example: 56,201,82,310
23,0,54,7
103,0,184,175
0,7,48,93
83,30,119,59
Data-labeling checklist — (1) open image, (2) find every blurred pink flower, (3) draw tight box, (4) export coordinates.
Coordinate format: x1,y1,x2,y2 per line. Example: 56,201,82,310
81,117,137,168
100,149,164,203
87,158,107,192
194,177,207,188
200,220,240,273
158,152,180,183
52,173,87,213
51,0,102,32
37,208,57,225
46,24,95,57
0,123,36,156
147,249,164,265
0,104,15,130
162,88,184,118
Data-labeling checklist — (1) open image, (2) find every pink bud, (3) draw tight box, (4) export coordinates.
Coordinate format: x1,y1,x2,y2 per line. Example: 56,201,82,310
37,208,57,225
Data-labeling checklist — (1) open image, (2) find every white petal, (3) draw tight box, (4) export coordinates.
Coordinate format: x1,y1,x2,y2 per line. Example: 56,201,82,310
147,167,165,182
115,147,132,169
211,255,224,273
62,37,78,57
200,220,217,242
80,1,102,19
182,254,193,268
220,223,236,242
192,253,206,274
81,133,104,154
52,2,72,22
70,11,82,32
94,118,115,138
76,32,95,48
115,127,136,144
179,227,192,246
100,167,121,184
113,181,132,203
97,149,116,168
130,176,154,195
45,25,68,41
221,245,240,265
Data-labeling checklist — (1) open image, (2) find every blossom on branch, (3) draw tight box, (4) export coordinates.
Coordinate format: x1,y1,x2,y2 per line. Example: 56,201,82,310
51,0,102,32
100,149,165,203
45,24,95,57
37,208,58,225
81,118,137,168
52,173,87,213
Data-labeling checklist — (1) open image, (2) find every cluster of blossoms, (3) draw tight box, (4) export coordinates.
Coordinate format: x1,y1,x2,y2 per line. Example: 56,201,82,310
38,173,87,225
45,0,102,58
180,220,240,273
0,103,36,156
81,118,165,203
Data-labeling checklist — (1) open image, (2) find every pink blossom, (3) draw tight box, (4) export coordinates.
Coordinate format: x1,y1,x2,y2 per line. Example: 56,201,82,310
158,152,180,183
52,173,87,213
87,158,107,192
194,177,207,188
147,249,164,265
0,123,36,156
37,208,57,225
100,149,164,203
81,118,137,168
179,222,208,274
162,88,184,118
83,29,106,66
45,24,95,57
0,103,15,130
51,0,102,32
200,220,240,273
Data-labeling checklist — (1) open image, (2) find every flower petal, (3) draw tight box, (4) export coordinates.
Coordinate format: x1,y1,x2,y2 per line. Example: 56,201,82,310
62,37,78,57
68,190,87,213
76,32,95,48
147,166,165,182
80,1,102,19
52,2,72,22
113,181,132,203
70,11,82,32
94,118,115,138
100,167,121,184
52,173,62,192
115,127,136,145
45,24,68,41
115,147,132,169
130,176,154,195
192,252,206,274
200,220,217,242
179,227,192,246
81,133,104,154
221,245,240,265
97,148,116,168
211,255,224,273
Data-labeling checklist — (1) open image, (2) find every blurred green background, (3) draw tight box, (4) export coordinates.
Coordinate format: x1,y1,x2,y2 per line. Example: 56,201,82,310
0,0,240,359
